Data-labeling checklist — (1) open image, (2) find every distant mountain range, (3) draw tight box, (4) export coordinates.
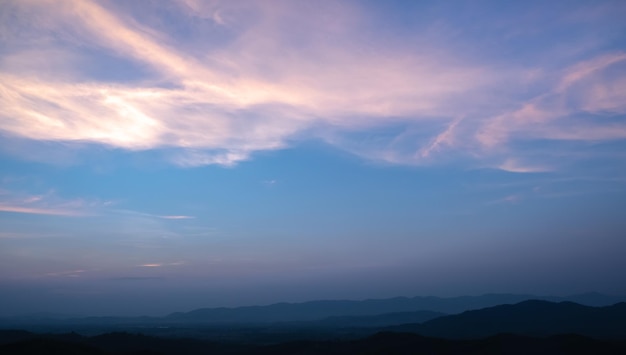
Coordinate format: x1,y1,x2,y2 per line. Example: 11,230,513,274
1,292,624,328
164,292,624,324
307,310,445,328
2,298,626,353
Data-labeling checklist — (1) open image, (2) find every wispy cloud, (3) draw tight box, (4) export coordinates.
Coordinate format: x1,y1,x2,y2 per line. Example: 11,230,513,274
112,209,195,221
139,261,185,268
0,0,624,171
417,117,464,159
158,215,195,220
0,204,86,217
139,263,162,268
110,276,164,281
487,194,523,205
43,269,86,278
497,159,552,174
477,52,626,148
0,189,107,217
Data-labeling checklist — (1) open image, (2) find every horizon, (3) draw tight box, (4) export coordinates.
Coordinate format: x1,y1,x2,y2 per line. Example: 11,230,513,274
1,0,626,318
2,290,623,318
2,290,624,319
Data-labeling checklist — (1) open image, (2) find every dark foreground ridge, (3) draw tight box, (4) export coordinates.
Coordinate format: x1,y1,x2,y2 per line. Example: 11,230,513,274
389,300,626,339
2,330,626,355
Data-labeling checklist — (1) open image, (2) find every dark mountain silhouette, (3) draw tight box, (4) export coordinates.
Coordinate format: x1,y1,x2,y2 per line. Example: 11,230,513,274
259,332,626,355
0,330,249,354
565,292,626,307
310,310,445,328
389,300,626,339
2,330,626,355
0,338,105,355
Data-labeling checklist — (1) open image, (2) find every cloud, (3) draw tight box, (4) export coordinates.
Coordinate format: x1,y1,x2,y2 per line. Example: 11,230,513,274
417,117,464,159
0,0,625,171
158,215,195,220
112,209,195,221
139,261,184,268
0,189,106,217
0,204,86,217
140,263,162,268
110,276,164,281
44,269,86,278
497,159,552,174
488,194,523,205
0,0,491,166
477,52,626,148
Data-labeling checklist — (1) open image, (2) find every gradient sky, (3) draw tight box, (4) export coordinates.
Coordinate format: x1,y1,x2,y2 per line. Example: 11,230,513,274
1,0,626,317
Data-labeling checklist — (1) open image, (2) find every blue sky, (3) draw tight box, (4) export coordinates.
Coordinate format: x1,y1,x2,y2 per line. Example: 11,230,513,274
1,0,626,316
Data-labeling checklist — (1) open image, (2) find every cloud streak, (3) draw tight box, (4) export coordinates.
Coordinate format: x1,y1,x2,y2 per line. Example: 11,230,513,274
0,0,625,171
139,261,185,268
0,189,106,217
158,215,195,220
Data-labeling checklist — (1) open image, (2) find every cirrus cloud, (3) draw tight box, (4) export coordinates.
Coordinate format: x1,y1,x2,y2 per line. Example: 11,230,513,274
0,0,625,172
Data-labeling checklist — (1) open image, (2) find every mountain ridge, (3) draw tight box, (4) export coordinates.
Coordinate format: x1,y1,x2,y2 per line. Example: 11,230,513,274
1,292,624,327
163,292,626,323
388,300,626,339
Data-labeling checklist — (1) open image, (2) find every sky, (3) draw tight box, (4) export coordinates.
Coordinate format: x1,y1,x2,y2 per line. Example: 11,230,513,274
1,0,626,317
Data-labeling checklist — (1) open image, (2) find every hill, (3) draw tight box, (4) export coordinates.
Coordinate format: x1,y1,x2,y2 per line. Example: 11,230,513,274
389,300,626,339
2,330,626,354
163,292,625,324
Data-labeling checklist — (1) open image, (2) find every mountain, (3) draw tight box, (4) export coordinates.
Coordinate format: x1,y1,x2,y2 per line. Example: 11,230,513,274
166,298,447,323
260,332,626,355
311,310,445,328
2,330,626,355
565,292,626,307
1,293,624,328
164,293,625,324
389,300,626,339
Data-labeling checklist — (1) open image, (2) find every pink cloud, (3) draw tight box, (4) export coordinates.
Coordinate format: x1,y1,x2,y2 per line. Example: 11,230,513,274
0,188,105,217
0,0,492,167
497,159,552,174
0,0,624,171
0,204,86,217
140,263,162,268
